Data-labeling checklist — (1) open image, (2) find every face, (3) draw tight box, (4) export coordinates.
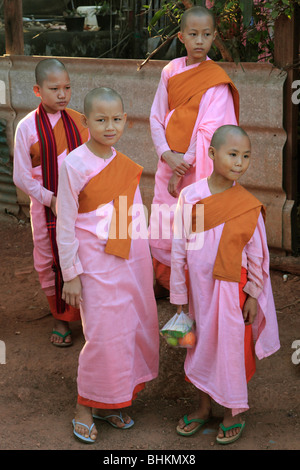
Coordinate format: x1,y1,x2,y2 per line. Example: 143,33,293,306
209,132,251,184
178,14,216,65
84,97,127,153
33,69,71,114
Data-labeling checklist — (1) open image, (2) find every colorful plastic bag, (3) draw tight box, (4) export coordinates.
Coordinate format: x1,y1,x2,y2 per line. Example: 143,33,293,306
160,311,196,348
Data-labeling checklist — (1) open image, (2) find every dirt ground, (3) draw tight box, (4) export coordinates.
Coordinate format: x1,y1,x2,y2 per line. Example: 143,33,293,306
0,212,299,454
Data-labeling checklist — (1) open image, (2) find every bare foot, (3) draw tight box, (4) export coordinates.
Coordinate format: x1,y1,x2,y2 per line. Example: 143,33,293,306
73,404,97,441
177,390,211,434
177,406,211,434
217,409,244,440
50,319,72,346
92,408,133,428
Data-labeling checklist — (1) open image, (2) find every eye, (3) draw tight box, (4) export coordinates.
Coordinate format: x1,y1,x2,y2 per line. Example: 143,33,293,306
243,154,250,159
230,153,237,157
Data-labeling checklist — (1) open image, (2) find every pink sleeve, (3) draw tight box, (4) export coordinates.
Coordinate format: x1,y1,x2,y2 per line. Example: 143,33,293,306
170,192,189,305
13,121,53,207
56,158,84,282
149,68,171,159
186,83,238,169
243,213,265,299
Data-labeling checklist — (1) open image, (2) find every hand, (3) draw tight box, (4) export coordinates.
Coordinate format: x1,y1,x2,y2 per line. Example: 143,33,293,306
242,296,258,325
168,173,182,198
62,276,82,309
176,304,188,314
162,151,191,177
50,195,57,217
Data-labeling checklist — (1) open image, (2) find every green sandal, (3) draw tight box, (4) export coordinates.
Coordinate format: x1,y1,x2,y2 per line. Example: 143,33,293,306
51,329,73,347
216,421,245,445
176,414,210,437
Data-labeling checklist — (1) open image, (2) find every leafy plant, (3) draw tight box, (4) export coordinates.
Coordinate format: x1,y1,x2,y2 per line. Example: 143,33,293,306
63,0,86,17
94,1,112,16
143,0,300,64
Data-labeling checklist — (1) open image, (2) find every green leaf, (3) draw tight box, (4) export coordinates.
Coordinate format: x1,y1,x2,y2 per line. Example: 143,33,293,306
240,0,253,26
149,9,165,27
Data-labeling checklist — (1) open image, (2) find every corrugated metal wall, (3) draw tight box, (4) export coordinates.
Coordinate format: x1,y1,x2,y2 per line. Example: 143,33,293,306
0,56,18,215
0,55,291,252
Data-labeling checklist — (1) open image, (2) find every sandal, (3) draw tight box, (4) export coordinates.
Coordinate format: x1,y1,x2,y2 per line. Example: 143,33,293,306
92,411,134,429
72,419,96,443
176,414,210,437
51,329,73,347
216,421,245,445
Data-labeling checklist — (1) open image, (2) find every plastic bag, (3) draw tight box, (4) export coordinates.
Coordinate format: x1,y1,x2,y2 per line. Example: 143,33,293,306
160,311,196,348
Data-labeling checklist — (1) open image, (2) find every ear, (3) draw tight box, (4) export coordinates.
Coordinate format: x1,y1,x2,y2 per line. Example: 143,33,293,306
213,29,217,41
80,113,88,128
123,112,127,123
178,31,184,44
208,146,215,160
33,85,41,98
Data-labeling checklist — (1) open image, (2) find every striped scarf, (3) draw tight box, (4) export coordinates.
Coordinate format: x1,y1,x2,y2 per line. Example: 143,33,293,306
35,104,82,313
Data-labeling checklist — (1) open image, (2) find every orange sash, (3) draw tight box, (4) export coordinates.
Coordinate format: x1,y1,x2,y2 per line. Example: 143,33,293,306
191,183,265,282
166,60,239,153
30,108,89,168
78,151,143,260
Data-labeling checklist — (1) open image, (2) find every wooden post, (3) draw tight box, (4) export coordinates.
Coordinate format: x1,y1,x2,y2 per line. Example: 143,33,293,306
274,8,299,201
4,0,24,55
274,7,300,252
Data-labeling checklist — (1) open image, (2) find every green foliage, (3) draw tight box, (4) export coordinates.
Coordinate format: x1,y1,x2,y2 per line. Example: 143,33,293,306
146,0,299,63
94,1,112,16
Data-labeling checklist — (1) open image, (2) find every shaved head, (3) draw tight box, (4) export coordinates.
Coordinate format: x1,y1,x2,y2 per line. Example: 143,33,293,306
180,6,216,31
84,87,124,116
35,58,68,85
210,125,250,149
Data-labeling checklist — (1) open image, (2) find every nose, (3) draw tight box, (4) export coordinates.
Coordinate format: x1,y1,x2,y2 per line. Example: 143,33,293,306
196,34,204,44
106,119,114,129
235,156,243,166
58,88,66,98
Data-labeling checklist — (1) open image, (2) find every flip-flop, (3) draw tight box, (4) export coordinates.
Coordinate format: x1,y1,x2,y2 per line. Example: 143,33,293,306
51,329,73,347
92,411,134,429
216,421,245,445
72,419,96,444
176,414,210,436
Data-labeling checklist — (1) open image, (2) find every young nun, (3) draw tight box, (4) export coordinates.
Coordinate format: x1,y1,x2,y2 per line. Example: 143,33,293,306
170,125,280,444
148,6,239,297
13,58,89,346
56,87,159,443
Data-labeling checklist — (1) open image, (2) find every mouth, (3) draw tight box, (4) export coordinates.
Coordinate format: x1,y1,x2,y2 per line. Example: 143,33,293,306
58,101,67,106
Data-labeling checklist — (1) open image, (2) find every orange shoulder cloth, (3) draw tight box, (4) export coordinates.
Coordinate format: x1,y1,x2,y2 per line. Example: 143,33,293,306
166,60,239,153
30,108,89,168
191,183,265,282
78,151,143,259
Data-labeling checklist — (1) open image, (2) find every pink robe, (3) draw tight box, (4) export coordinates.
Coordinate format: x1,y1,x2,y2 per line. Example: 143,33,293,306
170,178,280,415
13,110,61,295
149,57,238,267
56,144,159,406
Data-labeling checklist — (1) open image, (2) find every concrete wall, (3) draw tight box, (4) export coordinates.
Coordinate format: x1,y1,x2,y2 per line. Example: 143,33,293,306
0,55,291,252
